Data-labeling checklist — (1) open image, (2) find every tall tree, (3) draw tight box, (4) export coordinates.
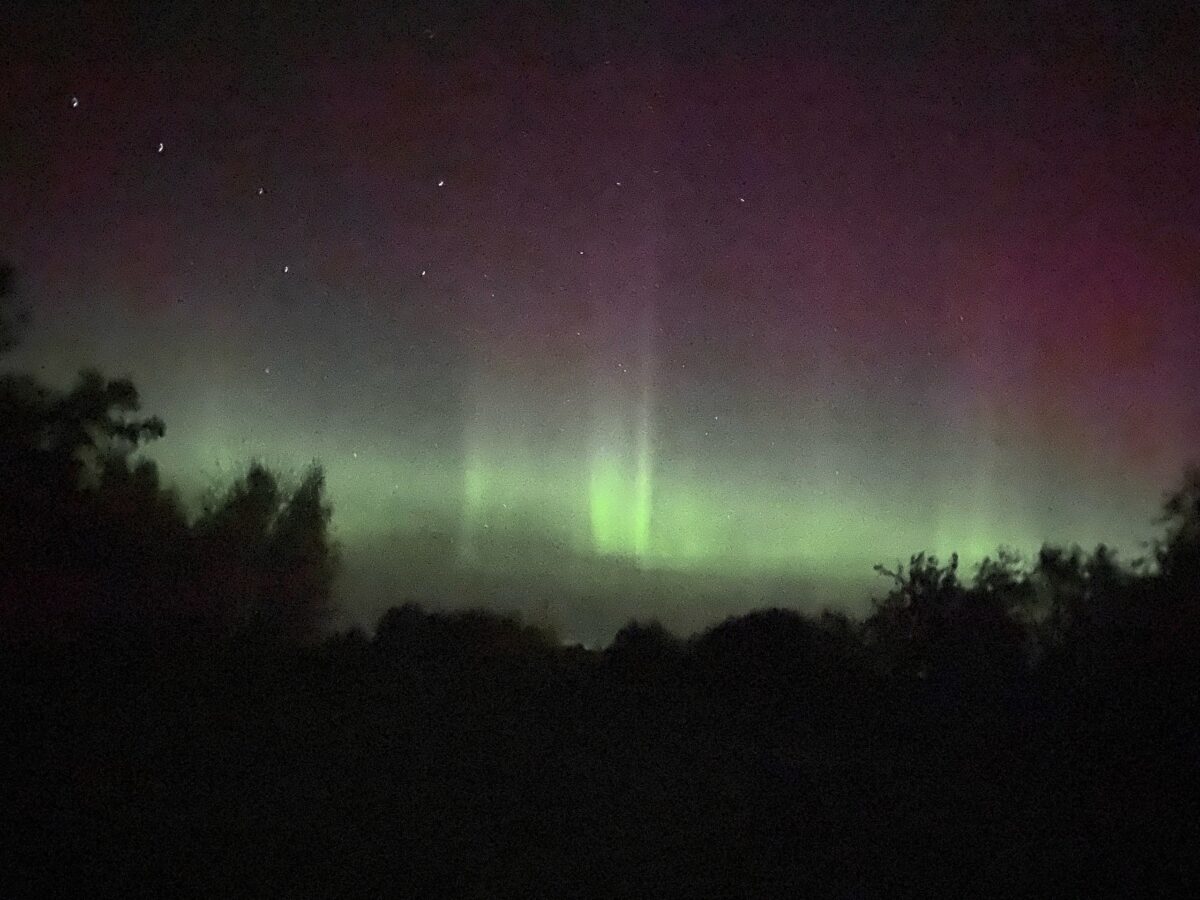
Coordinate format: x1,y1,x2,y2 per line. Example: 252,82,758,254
268,465,338,642
196,462,338,642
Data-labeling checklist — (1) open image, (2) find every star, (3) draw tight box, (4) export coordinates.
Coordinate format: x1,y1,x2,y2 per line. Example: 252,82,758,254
157,142,164,153
421,270,427,276
257,187,264,196
70,96,79,108
437,179,445,187
282,265,289,273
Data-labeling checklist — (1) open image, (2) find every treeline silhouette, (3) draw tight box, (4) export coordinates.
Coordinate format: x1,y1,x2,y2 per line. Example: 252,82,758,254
2,268,1199,896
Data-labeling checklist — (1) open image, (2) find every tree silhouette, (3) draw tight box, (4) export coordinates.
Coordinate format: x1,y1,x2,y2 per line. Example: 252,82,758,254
866,551,962,679
268,465,339,641
606,618,681,668
1030,542,1142,671
866,551,1027,690
0,363,173,641
0,368,164,490
195,461,338,642
1157,465,1200,591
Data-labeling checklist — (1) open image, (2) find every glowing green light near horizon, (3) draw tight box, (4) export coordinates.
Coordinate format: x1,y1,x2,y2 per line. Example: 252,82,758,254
460,450,486,563
138,360,1168,598
633,419,653,559
632,347,656,560
588,450,627,555
150,423,1166,617
585,301,658,563
586,433,655,562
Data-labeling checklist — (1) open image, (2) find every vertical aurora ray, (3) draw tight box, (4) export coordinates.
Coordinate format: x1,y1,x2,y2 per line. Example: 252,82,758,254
632,386,653,559
458,366,485,565
586,298,658,564
588,446,626,554
456,352,600,566
632,303,656,560
460,448,486,564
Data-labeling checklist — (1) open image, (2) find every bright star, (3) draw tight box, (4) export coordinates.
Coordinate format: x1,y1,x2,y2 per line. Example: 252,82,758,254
71,96,79,108
157,142,164,153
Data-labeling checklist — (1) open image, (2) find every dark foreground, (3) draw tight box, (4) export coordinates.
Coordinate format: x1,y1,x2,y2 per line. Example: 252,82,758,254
3,595,1198,900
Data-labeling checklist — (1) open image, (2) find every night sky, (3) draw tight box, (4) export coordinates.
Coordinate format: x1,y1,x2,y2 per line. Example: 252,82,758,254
4,1,1199,641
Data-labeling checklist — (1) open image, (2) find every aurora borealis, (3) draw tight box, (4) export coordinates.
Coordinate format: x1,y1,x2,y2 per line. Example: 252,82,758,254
4,1,1199,640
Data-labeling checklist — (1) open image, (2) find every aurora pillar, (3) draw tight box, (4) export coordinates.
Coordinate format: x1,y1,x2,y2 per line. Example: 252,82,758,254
587,300,657,563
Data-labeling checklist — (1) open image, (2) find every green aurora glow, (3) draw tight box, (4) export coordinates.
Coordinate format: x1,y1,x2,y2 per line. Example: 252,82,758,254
7,302,1172,642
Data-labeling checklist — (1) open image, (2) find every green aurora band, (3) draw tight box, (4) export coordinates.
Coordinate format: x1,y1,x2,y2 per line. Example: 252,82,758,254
5,302,1176,637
